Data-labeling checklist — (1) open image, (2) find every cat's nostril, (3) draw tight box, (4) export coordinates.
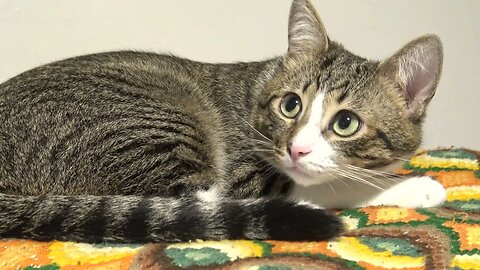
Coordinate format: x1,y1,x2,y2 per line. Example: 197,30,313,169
289,144,312,162
298,149,312,156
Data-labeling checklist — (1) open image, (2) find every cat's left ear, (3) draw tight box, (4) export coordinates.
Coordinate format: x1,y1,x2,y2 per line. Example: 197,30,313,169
286,0,329,59
379,35,443,118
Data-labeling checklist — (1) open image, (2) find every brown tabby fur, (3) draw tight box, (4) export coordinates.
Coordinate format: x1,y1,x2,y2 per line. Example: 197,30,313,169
0,0,442,243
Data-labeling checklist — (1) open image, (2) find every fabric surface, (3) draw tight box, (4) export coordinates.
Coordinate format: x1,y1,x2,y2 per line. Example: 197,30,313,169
2,148,480,270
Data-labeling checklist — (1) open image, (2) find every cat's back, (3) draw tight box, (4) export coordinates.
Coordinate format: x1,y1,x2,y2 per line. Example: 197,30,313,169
0,51,226,196
0,51,209,98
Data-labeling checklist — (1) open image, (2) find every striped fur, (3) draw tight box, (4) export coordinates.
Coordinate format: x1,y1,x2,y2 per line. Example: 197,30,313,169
0,0,442,243
0,193,340,242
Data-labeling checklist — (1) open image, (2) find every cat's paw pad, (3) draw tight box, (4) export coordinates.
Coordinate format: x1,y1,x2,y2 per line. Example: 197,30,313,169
386,176,447,208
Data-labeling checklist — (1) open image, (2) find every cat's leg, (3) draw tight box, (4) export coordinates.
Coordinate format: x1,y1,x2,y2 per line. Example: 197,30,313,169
360,176,447,208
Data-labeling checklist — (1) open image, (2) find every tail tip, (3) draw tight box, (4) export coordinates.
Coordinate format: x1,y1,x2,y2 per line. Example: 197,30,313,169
265,200,344,241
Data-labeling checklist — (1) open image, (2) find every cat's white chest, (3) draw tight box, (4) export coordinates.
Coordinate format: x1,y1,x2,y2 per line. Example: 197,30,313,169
292,176,447,209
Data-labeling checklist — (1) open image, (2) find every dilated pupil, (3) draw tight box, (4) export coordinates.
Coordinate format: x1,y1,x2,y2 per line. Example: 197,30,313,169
338,114,352,129
286,97,299,112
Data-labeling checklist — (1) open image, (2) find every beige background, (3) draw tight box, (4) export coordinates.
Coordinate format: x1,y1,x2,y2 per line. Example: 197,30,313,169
0,0,479,148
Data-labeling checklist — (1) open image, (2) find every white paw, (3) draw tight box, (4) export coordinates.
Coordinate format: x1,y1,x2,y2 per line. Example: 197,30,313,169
367,176,447,208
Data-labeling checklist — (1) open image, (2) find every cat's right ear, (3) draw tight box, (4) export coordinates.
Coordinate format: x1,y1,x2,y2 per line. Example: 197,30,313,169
378,35,443,119
286,0,329,60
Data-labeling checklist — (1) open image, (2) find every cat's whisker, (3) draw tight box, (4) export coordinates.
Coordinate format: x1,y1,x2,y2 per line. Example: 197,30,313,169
304,163,393,190
345,165,397,178
252,144,274,150
251,139,274,148
253,160,276,171
262,165,278,179
328,170,354,190
250,155,279,180
326,181,336,195
305,163,359,190
253,148,275,153
336,177,354,190
323,171,339,195
258,159,277,167
332,168,385,191
347,170,400,187
253,151,276,160
346,164,398,178
250,157,271,167
252,154,278,170
344,165,398,187
239,117,273,143
251,138,272,144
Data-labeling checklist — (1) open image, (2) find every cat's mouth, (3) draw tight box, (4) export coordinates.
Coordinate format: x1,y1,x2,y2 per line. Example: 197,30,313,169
287,165,315,176
283,162,336,186
276,151,339,186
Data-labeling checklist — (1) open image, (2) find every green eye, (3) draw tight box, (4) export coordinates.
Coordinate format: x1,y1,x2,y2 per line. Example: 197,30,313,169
280,93,302,118
331,110,361,137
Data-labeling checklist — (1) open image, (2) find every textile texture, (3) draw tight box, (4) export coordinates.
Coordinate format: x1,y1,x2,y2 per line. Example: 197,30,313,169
2,148,480,270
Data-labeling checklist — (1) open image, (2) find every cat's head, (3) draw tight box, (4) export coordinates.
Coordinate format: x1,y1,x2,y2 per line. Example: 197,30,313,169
252,0,443,186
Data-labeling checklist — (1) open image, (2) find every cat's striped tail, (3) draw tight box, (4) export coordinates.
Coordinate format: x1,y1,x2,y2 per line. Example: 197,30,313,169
0,193,342,243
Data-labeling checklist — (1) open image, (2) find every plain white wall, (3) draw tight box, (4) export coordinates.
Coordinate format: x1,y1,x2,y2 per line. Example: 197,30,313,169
0,0,479,149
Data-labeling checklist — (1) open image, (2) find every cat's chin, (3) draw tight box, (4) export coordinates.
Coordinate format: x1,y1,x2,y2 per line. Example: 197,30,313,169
284,168,334,187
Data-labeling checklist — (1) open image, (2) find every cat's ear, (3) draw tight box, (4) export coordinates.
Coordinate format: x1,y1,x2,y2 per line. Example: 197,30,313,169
287,0,329,59
379,35,443,118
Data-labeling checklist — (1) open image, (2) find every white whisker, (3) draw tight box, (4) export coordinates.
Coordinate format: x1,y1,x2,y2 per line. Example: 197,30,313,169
345,165,400,187
333,167,385,191
346,164,398,178
239,117,272,143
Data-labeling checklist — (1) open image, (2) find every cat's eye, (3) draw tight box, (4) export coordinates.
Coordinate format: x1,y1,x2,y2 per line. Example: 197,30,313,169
280,93,302,118
331,110,361,137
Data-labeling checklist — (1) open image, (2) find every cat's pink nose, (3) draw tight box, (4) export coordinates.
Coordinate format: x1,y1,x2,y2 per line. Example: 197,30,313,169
288,144,312,162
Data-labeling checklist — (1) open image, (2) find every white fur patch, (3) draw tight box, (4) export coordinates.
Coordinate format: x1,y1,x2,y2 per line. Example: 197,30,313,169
296,92,336,166
195,187,227,239
285,92,336,186
196,186,221,202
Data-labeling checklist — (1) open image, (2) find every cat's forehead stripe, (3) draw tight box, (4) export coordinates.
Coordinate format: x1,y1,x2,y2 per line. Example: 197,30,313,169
290,91,325,145
302,89,347,132
308,91,325,126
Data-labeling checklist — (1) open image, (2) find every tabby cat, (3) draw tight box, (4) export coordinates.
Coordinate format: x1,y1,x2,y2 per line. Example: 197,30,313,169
0,0,445,243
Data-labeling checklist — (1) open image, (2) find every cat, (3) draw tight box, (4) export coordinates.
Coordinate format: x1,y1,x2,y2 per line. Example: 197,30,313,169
0,0,445,244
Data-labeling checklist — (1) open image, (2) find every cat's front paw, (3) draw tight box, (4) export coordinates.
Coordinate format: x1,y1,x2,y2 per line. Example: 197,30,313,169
402,176,447,208
367,176,447,208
